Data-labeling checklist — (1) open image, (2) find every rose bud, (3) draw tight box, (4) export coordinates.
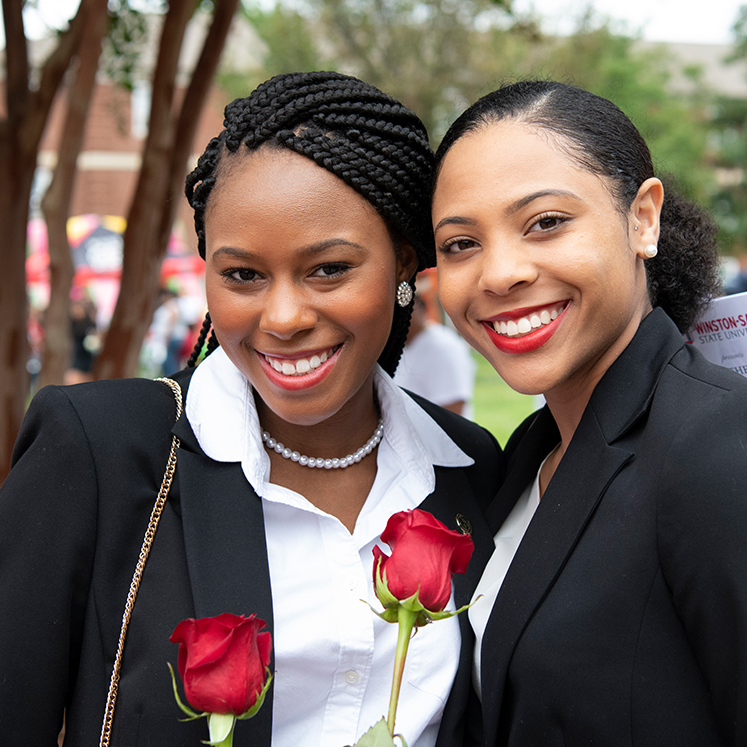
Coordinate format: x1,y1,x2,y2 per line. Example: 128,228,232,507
373,509,474,623
170,612,272,717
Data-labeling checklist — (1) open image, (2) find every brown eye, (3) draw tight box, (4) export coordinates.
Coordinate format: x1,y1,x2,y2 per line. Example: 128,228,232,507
538,216,561,230
530,214,567,233
441,238,478,254
312,263,349,278
223,267,258,284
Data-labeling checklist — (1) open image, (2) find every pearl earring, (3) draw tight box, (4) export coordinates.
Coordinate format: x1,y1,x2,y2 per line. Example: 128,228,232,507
643,244,658,259
396,281,413,307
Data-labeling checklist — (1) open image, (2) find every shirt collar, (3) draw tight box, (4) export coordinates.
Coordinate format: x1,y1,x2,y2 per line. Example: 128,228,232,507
185,347,473,498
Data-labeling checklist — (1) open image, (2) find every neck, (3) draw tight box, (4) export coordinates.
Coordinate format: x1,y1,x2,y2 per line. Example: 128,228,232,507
254,385,380,460
544,306,651,471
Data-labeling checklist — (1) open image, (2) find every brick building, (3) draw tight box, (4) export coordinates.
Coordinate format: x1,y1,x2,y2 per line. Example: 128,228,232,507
23,10,261,253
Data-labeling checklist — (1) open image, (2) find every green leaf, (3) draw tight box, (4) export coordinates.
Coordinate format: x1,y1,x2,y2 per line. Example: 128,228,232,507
425,599,477,622
363,599,400,624
167,662,203,720
346,718,397,746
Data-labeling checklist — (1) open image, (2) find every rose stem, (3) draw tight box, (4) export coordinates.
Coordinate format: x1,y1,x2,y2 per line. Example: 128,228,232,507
386,606,419,736
207,713,236,747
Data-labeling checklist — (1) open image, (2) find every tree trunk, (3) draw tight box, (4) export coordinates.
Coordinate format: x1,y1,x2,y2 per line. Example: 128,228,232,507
0,0,91,482
39,0,109,390
94,0,239,380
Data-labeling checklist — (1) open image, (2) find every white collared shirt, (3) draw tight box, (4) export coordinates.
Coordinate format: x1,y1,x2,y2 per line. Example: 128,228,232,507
186,348,474,747
468,460,545,696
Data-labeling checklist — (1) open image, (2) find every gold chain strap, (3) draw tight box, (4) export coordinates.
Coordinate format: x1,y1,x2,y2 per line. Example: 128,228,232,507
99,378,183,747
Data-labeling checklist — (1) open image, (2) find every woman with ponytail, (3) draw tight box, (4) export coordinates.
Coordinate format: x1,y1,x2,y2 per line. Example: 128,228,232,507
432,80,747,746
0,72,502,746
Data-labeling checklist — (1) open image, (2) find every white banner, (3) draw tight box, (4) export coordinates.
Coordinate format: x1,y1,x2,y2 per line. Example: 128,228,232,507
684,291,747,378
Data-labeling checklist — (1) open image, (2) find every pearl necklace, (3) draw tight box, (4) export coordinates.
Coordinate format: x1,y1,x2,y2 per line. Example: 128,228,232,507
261,418,384,469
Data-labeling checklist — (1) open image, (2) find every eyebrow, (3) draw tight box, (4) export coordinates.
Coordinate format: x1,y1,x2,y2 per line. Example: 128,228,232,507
211,238,366,261
434,189,581,233
433,215,477,233
506,189,580,214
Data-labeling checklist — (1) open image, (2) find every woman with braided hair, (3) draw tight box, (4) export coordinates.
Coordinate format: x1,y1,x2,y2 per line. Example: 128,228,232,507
432,81,747,746
0,72,502,746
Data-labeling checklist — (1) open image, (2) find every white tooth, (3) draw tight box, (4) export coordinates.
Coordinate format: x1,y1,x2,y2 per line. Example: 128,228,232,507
517,318,531,334
506,320,518,336
540,310,551,324
551,308,559,320
296,358,310,374
310,355,321,369
500,321,508,335
493,321,501,333
272,359,283,372
320,350,328,363
530,314,542,329
282,362,296,375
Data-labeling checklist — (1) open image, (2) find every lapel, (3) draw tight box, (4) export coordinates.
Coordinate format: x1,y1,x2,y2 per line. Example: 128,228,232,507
485,408,557,535
172,405,275,747
422,464,496,747
480,412,633,743
480,309,684,745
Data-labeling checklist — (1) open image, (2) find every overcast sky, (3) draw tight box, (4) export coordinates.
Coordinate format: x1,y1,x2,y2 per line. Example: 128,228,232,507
512,0,741,44
14,0,745,46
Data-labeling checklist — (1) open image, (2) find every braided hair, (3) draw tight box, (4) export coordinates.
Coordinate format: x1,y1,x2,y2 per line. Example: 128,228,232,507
185,71,435,374
435,81,721,332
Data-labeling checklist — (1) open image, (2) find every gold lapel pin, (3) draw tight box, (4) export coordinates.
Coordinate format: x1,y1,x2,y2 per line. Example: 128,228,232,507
455,514,472,535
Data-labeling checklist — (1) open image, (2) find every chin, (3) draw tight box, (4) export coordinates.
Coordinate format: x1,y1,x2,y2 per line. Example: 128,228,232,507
494,365,559,398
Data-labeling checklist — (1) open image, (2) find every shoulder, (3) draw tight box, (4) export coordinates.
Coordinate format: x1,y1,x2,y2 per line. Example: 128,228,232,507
44,375,186,431
16,371,193,465
670,342,747,394
655,345,747,446
643,348,747,534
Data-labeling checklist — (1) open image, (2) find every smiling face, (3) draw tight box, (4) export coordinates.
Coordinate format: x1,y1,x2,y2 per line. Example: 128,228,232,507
205,145,416,428
432,121,655,407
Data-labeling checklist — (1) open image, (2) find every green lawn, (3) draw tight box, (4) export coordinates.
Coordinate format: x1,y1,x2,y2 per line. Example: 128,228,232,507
470,351,538,447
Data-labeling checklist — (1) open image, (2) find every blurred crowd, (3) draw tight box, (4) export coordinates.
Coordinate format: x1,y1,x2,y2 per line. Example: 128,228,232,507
27,283,206,390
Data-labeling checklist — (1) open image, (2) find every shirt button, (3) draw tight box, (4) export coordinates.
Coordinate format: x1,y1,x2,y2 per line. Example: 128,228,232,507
344,670,360,685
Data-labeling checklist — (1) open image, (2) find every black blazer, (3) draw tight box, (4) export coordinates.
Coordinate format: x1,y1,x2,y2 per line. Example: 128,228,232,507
479,308,747,747
0,368,503,746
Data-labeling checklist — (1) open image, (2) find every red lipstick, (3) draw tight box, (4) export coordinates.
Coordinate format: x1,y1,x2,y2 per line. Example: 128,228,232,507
483,303,568,354
258,346,341,391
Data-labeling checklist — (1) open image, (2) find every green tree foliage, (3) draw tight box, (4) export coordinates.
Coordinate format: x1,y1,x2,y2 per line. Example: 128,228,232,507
226,0,520,139
230,0,712,200
528,21,713,204
708,5,747,254
707,95,747,254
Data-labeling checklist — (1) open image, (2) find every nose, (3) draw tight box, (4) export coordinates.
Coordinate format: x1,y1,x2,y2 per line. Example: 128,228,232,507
260,281,317,339
477,240,538,296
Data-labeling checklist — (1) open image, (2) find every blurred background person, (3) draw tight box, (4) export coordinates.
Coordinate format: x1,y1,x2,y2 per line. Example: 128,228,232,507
65,288,99,385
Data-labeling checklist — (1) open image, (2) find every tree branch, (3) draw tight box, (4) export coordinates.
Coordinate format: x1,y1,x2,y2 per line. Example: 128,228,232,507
159,0,240,248
25,0,91,153
2,0,30,131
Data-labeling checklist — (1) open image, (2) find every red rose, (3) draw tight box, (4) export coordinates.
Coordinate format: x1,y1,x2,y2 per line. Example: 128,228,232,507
373,509,474,613
170,613,272,716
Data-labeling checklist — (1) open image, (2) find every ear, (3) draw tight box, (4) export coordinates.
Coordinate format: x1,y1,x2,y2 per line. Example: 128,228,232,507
630,177,664,259
395,241,420,283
